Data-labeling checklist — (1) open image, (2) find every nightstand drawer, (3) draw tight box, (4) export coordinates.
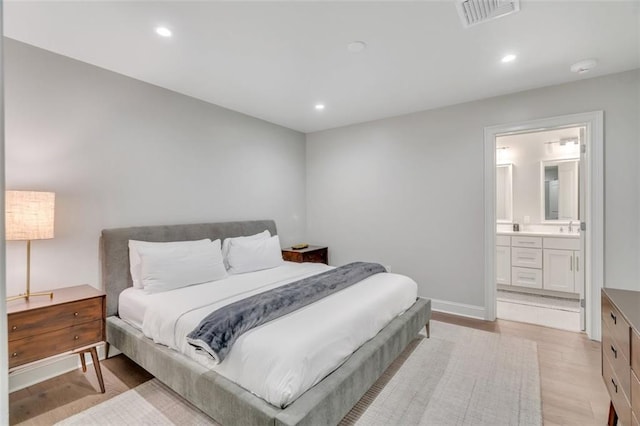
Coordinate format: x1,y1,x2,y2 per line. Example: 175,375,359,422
602,295,631,361
282,246,328,264
9,319,103,369
8,297,103,341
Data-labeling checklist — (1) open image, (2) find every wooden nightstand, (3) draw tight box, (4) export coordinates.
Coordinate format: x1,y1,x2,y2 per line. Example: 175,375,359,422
282,245,328,265
7,284,106,393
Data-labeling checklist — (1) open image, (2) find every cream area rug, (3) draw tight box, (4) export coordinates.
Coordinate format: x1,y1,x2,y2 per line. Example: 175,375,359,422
56,321,541,426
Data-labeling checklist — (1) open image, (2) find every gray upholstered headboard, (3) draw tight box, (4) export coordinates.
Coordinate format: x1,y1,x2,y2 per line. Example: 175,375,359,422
100,220,277,317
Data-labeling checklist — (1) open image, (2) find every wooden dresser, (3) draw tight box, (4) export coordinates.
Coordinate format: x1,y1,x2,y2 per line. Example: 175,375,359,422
7,284,106,393
601,288,640,426
282,245,328,265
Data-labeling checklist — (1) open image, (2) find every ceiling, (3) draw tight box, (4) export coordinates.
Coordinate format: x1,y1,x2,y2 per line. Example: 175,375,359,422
5,1,640,133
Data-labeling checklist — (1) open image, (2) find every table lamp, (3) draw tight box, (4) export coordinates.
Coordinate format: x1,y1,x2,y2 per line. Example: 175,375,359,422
6,190,55,301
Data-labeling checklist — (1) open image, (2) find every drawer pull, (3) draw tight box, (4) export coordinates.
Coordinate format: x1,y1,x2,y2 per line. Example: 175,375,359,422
11,325,17,331
74,312,79,317
74,335,79,340
610,312,617,324
610,345,617,359
611,378,618,393
11,352,17,358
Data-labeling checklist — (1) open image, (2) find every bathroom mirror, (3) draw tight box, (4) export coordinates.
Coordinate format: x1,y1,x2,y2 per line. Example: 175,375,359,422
541,159,579,222
496,164,513,223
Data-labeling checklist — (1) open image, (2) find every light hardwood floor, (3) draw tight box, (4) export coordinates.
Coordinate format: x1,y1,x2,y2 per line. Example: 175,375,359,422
9,313,610,425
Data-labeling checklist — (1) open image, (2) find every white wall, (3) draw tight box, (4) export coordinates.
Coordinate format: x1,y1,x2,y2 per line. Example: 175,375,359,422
497,127,581,227
5,39,307,297
306,69,640,311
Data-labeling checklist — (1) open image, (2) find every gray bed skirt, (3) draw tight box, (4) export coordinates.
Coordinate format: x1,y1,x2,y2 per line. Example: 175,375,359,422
107,297,431,426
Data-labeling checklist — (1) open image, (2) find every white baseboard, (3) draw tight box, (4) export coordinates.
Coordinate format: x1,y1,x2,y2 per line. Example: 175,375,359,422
8,345,119,393
431,298,486,320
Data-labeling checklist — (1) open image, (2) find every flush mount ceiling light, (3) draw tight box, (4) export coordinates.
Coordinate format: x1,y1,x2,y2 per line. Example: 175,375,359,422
315,104,325,111
347,41,367,53
571,59,598,74
501,54,517,63
155,26,172,37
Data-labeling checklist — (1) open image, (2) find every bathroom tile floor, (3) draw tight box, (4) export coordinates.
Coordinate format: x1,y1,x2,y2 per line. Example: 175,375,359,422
497,290,581,332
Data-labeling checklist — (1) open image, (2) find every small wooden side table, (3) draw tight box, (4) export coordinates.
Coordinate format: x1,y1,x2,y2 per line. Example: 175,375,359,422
282,245,328,265
7,284,107,393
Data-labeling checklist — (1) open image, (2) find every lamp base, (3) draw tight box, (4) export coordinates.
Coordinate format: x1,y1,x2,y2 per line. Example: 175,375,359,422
7,291,54,302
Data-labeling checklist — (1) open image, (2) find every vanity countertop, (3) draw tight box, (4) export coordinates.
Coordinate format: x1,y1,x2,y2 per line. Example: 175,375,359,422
497,231,580,239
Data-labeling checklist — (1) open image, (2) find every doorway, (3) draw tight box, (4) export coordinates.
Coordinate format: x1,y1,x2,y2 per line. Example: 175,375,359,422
494,126,584,331
483,112,604,340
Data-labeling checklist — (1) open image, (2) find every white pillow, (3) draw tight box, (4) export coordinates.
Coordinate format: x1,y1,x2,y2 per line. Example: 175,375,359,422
226,235,284,275
222,230,271,269
129,239,212,289
138,239,227,294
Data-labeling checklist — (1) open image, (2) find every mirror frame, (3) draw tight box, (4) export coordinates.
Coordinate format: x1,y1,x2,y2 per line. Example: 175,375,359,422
540,158,579,224
496,163,513,224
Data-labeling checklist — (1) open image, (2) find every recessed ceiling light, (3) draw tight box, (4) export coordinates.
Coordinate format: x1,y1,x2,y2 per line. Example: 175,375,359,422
501,54,517,63
347,41,367,53
571,58,598,74
155,27,172,37
315,104,325,111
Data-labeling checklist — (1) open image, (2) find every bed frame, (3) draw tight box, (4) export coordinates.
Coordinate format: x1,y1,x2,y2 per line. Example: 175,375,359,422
101,220,431,426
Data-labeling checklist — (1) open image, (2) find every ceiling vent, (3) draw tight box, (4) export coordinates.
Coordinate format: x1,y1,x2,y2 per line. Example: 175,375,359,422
456,0,520,28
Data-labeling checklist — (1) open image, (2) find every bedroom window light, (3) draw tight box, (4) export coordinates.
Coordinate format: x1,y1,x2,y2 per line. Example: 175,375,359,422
315,104,325,111
501,54,517,63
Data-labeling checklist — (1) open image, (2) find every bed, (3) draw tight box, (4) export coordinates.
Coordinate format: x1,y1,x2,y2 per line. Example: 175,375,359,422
101,220,431,426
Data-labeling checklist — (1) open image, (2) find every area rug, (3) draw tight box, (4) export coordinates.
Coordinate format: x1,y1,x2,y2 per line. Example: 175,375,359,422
56,321,541,426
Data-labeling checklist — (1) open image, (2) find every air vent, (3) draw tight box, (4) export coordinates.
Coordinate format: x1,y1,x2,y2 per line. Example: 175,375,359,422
456,0,520,28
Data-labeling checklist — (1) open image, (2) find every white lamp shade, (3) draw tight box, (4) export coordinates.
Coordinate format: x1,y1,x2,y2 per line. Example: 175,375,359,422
5,191,55,241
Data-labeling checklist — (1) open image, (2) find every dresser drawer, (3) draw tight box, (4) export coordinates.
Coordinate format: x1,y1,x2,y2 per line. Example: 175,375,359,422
603,321,631,398
632,370,639,420
8,319,103,369
603,353,632,426
602,295,631,361
511,267,542,289
633,329,640,377
511,236,542,249
8,297,103,342
511,247,542,269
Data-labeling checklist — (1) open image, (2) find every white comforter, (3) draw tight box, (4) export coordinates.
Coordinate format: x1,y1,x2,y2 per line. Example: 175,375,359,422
139,262,417,407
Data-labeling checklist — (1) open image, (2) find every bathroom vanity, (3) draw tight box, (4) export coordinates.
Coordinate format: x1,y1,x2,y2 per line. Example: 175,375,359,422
497,231,582,296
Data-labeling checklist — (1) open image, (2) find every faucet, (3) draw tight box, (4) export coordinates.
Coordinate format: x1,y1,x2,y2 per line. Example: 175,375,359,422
568,220,579,233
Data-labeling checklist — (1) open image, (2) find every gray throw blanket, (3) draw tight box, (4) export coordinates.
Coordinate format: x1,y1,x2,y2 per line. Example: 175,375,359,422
186,261,386,363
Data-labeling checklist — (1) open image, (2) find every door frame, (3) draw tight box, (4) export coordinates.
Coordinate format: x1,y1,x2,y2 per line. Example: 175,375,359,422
483,111,604,340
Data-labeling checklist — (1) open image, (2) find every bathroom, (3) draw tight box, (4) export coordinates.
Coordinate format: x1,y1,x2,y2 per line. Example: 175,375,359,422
495,126,584,331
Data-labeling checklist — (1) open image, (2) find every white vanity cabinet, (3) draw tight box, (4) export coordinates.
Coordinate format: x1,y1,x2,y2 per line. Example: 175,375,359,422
497,233,581,295
496,235,511,285
510,236,543,289
543,237,582,293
